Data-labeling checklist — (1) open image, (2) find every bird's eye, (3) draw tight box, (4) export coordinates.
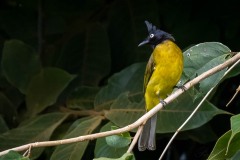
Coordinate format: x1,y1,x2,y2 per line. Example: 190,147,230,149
150,34,154,38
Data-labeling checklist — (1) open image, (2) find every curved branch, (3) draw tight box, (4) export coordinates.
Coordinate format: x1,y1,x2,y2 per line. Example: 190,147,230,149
0,53,239,157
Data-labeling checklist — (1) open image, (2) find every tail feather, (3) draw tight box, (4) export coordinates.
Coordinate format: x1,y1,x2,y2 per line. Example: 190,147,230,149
138,114,157,151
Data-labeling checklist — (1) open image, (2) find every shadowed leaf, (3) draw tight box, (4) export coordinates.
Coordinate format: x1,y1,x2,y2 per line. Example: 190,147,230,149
26,67,75,116
95,122,128,159
2,40,41,93
50,116,103,160
0,113,69,159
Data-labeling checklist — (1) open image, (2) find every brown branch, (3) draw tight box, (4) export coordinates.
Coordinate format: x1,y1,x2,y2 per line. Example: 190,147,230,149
226,85,240,107
0,52,240,157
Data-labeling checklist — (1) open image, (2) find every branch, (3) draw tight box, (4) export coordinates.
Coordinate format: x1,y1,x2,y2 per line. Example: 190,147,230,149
226,85,240,106
159,56,240,160
159,87,214,160
0,53,240,157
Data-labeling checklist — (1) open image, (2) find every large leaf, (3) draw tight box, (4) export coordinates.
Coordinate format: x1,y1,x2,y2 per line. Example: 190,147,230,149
0,113,68,159
50,116,103,160
0,151,30,160
94,63,144,110
207,130,231,160
156,89,229,133
224,61,240,79
208,114,240,160
226,114,240,156
105,89,229,133
183,42,231,93
2,40,41,93
26,67,75,116
105,93,144,132
95,122,128,159
66,86,99,110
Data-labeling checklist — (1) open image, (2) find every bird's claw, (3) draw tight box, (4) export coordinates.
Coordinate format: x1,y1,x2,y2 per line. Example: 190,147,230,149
160,100,167,106
174,85,187,91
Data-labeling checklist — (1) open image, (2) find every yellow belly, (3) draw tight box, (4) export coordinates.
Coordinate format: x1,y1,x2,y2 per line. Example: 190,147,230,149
145,40,183,111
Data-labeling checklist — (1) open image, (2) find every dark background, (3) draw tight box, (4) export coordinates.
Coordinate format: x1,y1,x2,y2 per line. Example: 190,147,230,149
0,0,240,159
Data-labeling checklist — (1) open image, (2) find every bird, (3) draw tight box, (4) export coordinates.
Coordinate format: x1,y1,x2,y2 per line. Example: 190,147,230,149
138,21,183,151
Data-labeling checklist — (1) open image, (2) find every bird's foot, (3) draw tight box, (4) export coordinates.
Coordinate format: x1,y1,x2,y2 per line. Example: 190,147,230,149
174,85,187,91
160,100,167,106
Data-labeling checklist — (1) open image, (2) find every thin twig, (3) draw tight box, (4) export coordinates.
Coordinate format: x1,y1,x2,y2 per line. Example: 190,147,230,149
159,87,214,160
226,85,240,107
127,125,144,153
224,59,240,107
22,145,32,158
225,59,240,107
159,55,240,159
0,53,239,157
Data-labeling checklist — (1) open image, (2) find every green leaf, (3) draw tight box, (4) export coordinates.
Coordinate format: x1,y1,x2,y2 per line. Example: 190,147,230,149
105,126,131,148
0,113,68,159
95,63,145,110
2,40,41,93
50,116,103,160
226,114,240,156
0,150,30,160
105,89,229,133
105,93,144,131
207,116,240,160
183,42,231,93
93,153,134,160
226,132,240,159
157,88,229,133
105,135,131,149
223,58,240,79
230,150,240,160
26,67,75,116
207,130,231,160
66,86,99,110
95,122,128,159
231,113,240,133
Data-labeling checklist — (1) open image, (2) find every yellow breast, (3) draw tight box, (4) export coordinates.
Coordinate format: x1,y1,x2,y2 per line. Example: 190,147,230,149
145,40,183,111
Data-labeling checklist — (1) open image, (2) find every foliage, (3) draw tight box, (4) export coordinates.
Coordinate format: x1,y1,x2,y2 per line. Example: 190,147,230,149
0,0,240,160
0,151,30,160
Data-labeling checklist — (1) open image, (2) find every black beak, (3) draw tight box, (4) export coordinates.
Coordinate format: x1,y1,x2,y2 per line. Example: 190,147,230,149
138,39,150,47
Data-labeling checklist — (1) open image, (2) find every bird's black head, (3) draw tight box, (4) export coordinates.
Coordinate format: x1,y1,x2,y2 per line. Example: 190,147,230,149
138,21,175,48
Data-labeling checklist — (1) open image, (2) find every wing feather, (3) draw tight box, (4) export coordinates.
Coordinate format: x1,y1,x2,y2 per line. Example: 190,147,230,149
143,54,155,93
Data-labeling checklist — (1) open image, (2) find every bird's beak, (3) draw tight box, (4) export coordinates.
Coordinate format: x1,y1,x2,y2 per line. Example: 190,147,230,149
138,39,150,47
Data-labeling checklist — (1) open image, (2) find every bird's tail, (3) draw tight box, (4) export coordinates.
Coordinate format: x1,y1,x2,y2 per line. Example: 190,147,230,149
138,113,157,151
